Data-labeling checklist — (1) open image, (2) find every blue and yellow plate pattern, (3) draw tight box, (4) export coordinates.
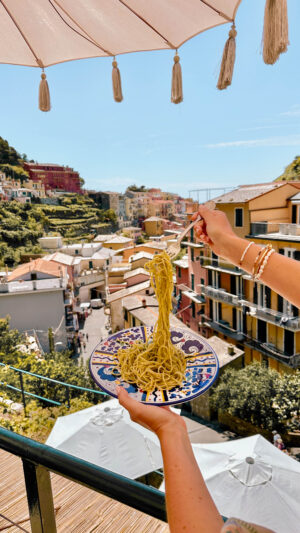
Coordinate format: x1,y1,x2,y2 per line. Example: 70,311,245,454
89,326,219,406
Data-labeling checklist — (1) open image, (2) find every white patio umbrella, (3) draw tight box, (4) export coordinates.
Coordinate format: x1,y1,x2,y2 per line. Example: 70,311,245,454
0,1,288,108
46,398,164,479
160,434,300,533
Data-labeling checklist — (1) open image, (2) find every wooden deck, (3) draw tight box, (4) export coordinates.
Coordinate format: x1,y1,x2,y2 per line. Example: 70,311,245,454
0,450,169,532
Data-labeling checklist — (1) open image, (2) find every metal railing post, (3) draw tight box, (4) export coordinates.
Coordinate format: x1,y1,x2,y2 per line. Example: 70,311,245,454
19,372,27,416
66,386,70,409
22,459,57,533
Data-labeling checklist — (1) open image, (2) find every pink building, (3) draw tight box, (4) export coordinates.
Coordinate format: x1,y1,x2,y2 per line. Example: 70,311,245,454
174,224,208,335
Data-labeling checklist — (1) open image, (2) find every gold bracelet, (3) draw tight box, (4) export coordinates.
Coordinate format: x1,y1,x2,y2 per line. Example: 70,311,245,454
255,248,275,280
252,245,272,280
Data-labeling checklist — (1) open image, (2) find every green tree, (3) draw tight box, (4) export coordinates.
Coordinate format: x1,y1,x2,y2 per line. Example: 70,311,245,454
0,395,93,442
0,318,24,364
210,363,284,431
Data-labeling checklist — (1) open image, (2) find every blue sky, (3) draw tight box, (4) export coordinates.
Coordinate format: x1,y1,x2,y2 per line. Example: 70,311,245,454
1,0,300,200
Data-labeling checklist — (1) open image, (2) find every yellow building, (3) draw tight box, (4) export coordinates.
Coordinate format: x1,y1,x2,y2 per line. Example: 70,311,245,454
25,179,46,198
102,236,134,251
144,216,164,236
199,182,300,374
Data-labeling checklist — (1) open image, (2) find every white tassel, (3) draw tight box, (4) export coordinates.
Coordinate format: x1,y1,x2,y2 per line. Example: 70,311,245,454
112,59,123,102
171,53,183,104
217,24,237,91
39,71,51,112
263,0,289,65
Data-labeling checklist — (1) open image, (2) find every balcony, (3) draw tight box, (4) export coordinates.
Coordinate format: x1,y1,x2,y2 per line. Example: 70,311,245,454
244,337,300,368
202,285,240,306
249,222,300,239
240,300,300,331
204,316,245,342
75,270,104,286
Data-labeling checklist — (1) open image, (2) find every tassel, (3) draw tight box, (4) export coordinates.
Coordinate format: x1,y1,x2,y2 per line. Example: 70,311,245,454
171,52,183,104
39,71,51,112
217,23,237,91
112,58,123,102
263,0,289,65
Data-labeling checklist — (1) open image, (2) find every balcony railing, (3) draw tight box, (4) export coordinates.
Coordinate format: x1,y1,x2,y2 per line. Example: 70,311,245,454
0,427,166,532
244,337,300,368
202,286,240,306
240,300,300,331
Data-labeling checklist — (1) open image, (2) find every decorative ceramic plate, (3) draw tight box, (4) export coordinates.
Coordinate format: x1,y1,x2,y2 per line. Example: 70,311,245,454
89,326,219,406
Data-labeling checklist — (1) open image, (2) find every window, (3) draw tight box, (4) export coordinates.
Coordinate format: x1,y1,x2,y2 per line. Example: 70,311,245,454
284,329,294,356
278,294,283,313
292,205,297,224
265,286,271,309
124,309,128,321
191,248,194,262
208,270,212,286
75,249,79,255
253,283,258,305
89,261,93,269
212,252,218,267
235,208,243,227
201,277,205,287
132,316,136,327
191,301,195,318
190,227,194,243
209,299,213,319
257,319,267,343
178,267,181,278
191,274,195,291
230,275,236,295
232,307,237,330
218,302,222,321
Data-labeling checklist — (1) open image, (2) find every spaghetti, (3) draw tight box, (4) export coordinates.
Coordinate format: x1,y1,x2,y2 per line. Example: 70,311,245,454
118,251,186,392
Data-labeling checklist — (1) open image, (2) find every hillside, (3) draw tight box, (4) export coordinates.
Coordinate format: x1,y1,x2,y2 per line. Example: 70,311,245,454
275,156,300,182
0,195,117,267
0,136,29,182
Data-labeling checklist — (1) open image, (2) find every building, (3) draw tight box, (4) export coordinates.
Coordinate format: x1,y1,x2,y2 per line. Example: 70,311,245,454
38,234,63,251
102,236,134,251
175,182,300,373
129,251,154,269
144,217,164,236
88,191,120,214
123,226,142,242
0,259,71,351
23,163,82,194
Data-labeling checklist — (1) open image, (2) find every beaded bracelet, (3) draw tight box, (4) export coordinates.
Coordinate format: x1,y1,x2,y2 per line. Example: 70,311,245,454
255,248,275,280
239,241,254,267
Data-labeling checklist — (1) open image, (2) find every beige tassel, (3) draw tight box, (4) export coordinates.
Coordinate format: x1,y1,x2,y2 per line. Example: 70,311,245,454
112,58,123,102
263,0,289,65
39,71,51,112
171,52,183,104
217,23,237,90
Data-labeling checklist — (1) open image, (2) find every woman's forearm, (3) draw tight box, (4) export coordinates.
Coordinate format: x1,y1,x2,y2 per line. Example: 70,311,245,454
158,425,223,533
218,234,300,308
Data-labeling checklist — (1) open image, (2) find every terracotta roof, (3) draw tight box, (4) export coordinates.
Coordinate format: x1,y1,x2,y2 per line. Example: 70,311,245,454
8,259,65,281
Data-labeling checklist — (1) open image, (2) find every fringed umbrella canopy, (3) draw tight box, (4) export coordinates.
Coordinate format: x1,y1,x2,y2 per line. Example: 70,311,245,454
0,0,289,109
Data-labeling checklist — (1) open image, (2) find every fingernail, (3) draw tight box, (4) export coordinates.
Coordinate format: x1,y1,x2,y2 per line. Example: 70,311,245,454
116,385,121,395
